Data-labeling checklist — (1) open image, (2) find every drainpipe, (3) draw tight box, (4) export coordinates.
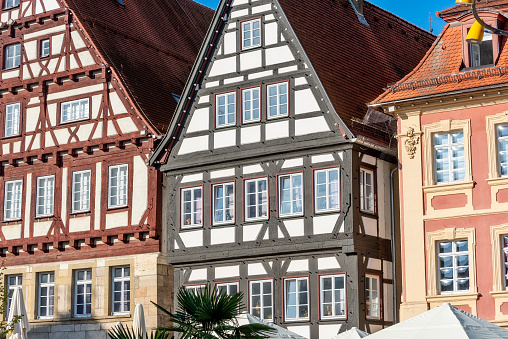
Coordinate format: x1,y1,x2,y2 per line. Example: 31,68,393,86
390,166,398,324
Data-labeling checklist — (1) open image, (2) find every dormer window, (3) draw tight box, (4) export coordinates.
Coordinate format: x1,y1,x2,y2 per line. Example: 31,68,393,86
470,31,493,67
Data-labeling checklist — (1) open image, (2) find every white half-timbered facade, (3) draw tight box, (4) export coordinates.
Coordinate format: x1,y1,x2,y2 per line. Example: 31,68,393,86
0,0,212,337
150,0,435,337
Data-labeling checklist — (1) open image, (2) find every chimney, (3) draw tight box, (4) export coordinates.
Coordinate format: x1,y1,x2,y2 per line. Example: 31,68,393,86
351,0,363,15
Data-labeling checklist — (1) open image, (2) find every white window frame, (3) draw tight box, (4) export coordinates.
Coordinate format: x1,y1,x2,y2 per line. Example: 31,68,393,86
242,87,261,123
215,92,236,128
185,284,206,294
314,167,340,213
503,236,508,290
4,43,20,70
38,272,54,319
267,82,289,119
112,266,130,315
6,274,22,319
72,170,91,213
36,175,55,217
61,98,89,123
365,274,380,319
216,282,239,296
212,182,235,225
241,18,262,50
284,277,309,321
279,172,303,217
438,240,470,294
245,177,268,221
249,279,273,321
4,102,20,137
497,124,508,177
40,39,50,58
360,168,375,213
74,269,92,318
320,274,346,319
108,164,128,208
3,0,19,9
471,31,493,67
433,131,465,184
181,186,203,228
4,179,22,221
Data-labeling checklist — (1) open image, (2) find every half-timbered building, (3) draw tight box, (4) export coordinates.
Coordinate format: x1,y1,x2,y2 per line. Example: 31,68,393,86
149,0,434,337
0,0,211,337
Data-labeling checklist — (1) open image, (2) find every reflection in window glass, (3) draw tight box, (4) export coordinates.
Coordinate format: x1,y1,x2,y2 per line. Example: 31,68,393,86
433,131,465,184
250,280,273,321
279,173,303,216
285,277,309,321
438,240,469,294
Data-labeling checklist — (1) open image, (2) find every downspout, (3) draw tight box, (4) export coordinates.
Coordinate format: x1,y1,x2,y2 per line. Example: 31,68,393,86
390,166,398,324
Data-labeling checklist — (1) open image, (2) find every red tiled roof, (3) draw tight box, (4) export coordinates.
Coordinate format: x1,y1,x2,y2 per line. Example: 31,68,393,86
371,20,508,105
64,0,213,134
279,0,435,132
438,0,508,19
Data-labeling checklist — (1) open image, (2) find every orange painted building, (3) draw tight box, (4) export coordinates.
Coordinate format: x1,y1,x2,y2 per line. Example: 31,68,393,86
371,0,508,326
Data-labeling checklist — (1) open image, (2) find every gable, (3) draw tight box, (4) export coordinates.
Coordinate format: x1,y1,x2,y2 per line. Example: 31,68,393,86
1,0,61,21
159,0,351,167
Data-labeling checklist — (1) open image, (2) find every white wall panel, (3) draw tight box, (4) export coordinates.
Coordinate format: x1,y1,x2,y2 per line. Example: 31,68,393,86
180,230,203,248
362,216,377,236
110,92,127,115
71,30,86,49
3,224,21,240
319,324,341,339
281,158,303,169
78,51,96,67
33,221,52,237
25,40,38,61
223,32,237,55
243,223,264,242
242,164,263,175
313,214,339,235
52,33,65,55
189,268,207,281
240,50,263,71
252,4,271,14
295,116,330,136
265,45,294,66
210,168,235,179
248,70,273,80
214,129,236,149
178,135,208,155
318,257,341,270
211,227,235,245
241,125,261,144
283,218,304,237
286,259,308,272
287,327,310,339
181,173,203,183
248,263,267,276
294,89,320,114
69,216,91,233
209,56,237,77
131,156,148,225
264,22,278,45
117,117,138,134
215,265,240,279
105,211,129,229
367,258,382,270
311,153,335,164
265,120,288,140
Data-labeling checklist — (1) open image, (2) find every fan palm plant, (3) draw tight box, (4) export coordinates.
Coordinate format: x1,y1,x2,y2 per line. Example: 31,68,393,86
108,323,170,339
153,286,275,339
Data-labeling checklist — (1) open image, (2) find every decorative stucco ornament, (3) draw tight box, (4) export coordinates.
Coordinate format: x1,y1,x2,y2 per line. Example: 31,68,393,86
404,127,420,159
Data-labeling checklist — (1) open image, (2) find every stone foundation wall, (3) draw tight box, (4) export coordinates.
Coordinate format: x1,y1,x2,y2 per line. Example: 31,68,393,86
3,252,172,338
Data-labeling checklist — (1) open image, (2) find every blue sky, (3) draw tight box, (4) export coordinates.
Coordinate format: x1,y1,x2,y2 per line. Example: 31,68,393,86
195,0,453,35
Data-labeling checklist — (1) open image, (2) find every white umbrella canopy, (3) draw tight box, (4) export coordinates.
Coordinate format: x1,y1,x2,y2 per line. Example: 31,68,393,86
132,303,147,339
368,302,508,339
236,313,307,338
7,287,30,339
331,327,369,339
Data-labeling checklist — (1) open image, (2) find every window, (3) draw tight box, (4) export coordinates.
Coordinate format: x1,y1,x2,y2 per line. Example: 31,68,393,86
4,43,20,70
108,164,128,208
185,285,206,294
267,82,288,119
3,0,19,9
40,39,50,58
245,177,268,221
213,182,234,225
241,18,261,50
72,170,91,213
38,272,54,318
360,168,375,213
433,131,465,184
61,98,89,123
315,168,340,213
6,274,22,318
250,280,273,321
471,31,493,67
74,269,92,317
320,274,346,319
4,179,22,220
112,266,130,314
36,175,54,217
4,102,20,137
279,173,303,217
503,236,508,290
242,87,260,123
284,277,309,321
438,240,469,294
216,282,239,296
181,186,202,227
216,92,236,127
365,274,380,319
497,124,508,177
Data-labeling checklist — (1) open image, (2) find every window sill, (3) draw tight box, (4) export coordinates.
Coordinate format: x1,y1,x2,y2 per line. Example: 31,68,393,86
215,123,236,130
320,316,347,321
283,318,310,324
241,45,262,52
59,117,90,126
1,133,22,140
314,209,341,215
180,225,203,231
426,292,479,303
422,181,474,194
359,209,377,216
487,177,508,187
490,290,508,298
107,205,128,212
267,114,289,121
70,211,91,216
2,218,22,224
212,222,235,228
244,217,269,223
2,5,19,11
34,215,55,220
279,213,304,219
31,314,131,324
3,66,20,71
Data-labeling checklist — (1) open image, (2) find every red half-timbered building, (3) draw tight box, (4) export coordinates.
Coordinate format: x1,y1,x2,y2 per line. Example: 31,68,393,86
0,0,212,336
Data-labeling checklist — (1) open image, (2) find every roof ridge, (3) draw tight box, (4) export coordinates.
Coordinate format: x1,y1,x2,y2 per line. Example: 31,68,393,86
365,0,435,39
371,24,448,105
